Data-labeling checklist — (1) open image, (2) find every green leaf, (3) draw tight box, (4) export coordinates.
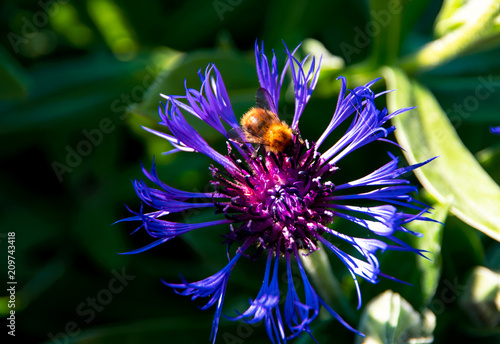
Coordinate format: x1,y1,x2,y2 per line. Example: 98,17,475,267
410,201,450,305
434,0,472,37
435,0,500,55
384,66,500,242
301,38,344,72
356,290,436,344
400,0,500,73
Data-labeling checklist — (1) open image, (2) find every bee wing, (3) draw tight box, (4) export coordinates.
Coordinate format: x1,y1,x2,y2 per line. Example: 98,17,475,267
228,127,267,145
227,127,245,143
256,88,277,114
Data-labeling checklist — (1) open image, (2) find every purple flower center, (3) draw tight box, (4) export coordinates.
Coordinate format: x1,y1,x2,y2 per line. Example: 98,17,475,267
212,138,337,254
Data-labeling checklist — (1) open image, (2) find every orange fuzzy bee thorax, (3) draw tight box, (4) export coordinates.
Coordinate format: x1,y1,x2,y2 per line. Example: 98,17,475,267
264,123,293,154
240,107,294,155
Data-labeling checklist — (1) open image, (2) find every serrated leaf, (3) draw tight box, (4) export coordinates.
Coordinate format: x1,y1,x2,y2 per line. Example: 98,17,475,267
356,290,436,344
384,66,500,242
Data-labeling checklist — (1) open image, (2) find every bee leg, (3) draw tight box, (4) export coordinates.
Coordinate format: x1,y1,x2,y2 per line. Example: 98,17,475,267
292,129,304,145
251,145,261,158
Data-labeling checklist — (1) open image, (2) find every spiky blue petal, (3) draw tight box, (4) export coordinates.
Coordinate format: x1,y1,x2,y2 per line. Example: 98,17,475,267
283,42,322,130
163,251,244,344
228,249,285,343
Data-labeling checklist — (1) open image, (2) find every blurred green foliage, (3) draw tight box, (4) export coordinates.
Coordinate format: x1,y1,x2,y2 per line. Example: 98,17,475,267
1,0,500,343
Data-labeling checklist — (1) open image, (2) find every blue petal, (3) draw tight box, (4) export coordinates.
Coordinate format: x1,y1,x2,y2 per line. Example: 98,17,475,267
328,185,427,212
317,77,409,163
284,249,319,340
142,126,194,153
228,250,286,343
118,237,170,255
163,251,243,344
316,77,379,148
282,42,322,130
210,66,242,130
255,40,282,114
331,207,400,236
140,214,232,239
133,180,215,213
140,159,216,200
159,100,237,170
317,234,384,308
122,205,232,249
336,153,437,190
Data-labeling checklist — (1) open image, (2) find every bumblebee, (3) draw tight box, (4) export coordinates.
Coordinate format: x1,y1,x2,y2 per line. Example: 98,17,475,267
239,88,294,155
